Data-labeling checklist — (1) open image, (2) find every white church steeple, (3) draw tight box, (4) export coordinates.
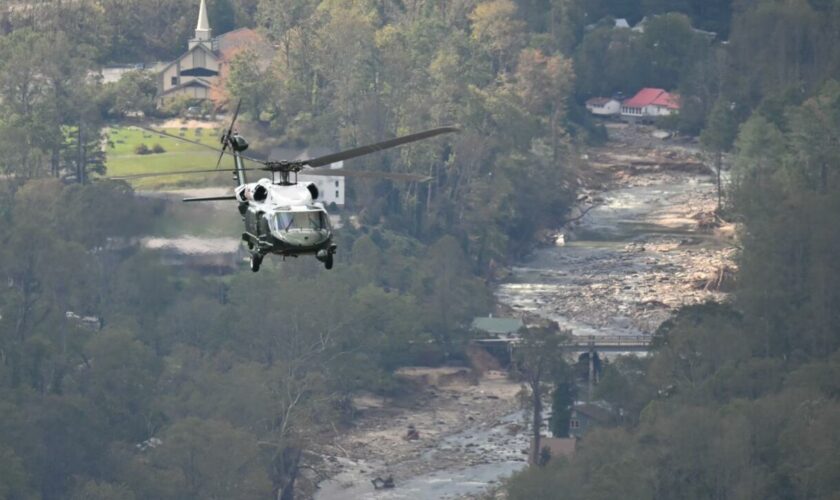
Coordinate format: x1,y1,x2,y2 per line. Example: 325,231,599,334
189,0,212,49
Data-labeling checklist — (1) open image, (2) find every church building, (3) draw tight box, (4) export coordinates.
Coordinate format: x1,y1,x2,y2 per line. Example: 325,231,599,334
156,0,272,105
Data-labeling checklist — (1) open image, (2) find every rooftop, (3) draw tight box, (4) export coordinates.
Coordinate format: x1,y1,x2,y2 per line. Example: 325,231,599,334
623,88,680,109
471,316,523,335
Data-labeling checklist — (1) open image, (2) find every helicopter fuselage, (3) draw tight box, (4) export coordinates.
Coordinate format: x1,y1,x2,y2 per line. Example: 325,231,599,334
236,179,335,264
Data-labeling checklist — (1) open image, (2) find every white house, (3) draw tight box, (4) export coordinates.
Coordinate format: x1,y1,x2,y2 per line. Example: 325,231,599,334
269,147,345,206
620,88,680,120
585,97,621,116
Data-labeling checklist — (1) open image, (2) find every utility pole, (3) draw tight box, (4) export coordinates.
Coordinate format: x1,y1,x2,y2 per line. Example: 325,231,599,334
588,339,595,402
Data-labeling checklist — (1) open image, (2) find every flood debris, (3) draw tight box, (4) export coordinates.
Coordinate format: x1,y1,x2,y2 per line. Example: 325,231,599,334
371,475,395,490
404,425,420,441
499,123,736,337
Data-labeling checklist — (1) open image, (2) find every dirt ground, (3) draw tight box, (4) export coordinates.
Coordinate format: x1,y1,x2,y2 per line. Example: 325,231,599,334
314,368,528,499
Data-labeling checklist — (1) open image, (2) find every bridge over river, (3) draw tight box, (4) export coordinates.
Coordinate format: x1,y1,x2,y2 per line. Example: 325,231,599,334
473,334,653,355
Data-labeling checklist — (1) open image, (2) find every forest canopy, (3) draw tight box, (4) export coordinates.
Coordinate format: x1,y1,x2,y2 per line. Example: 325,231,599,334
2,0,840,499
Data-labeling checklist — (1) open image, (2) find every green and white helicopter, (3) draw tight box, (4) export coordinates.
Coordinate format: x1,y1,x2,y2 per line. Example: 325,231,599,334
126,102,457,272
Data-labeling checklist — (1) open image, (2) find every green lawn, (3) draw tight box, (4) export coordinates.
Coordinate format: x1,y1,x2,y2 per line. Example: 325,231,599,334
104,126,247,189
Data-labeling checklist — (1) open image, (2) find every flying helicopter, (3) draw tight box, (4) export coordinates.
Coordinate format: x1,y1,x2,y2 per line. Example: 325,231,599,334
122,102,458,272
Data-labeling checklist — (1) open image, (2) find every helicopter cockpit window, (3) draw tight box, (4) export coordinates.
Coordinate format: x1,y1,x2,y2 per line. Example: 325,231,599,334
274,211,328,231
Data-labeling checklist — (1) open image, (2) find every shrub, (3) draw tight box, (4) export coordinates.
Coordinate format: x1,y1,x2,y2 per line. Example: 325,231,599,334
152,143,166,154
134,143,150,155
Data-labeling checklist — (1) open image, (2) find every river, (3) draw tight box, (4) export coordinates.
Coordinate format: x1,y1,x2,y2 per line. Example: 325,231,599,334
316,129,735,499
497,167,733,339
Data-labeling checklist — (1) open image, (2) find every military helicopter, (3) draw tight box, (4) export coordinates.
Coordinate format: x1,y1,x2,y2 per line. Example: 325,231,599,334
124,102,458,272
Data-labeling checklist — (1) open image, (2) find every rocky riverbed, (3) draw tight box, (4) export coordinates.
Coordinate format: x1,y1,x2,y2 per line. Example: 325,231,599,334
314,368,529,500
498,124,736,337
314,124,737,499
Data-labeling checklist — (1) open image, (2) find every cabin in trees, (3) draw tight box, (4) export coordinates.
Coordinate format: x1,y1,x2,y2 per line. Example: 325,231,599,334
155,0,272,105
569,402,615,438
585,97,621,116
620,88,680,121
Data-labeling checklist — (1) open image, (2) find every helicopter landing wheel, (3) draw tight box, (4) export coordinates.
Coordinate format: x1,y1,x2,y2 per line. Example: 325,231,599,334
250,253,263,273
324,253,333,270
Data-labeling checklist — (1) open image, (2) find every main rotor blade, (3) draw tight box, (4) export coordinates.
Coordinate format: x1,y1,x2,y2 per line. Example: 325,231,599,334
131,125,267,165
183,195,238,202
301,168,432,182
111,167,262,180
214,146,227,170
228,99,242,132
302,126,459,168
216,99,243,170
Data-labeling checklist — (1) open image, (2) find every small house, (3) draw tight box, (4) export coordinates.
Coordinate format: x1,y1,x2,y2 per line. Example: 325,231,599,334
585,97,621,116
569,401,615,438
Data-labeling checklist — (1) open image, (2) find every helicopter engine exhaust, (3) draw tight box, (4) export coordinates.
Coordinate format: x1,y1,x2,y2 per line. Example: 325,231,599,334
246,184,268,202
306,183,319,200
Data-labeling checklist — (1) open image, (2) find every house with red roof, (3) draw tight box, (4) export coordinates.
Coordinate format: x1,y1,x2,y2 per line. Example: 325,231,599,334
620,88,680,121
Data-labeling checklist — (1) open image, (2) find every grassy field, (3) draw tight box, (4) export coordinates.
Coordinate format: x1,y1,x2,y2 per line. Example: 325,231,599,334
105,125,247,189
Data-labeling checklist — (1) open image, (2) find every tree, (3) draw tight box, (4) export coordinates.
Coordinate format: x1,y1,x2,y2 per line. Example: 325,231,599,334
549,379,574,437
469,0,526,72
641,13,706,90
731,113,786,191
515,48,574,161
700,97,738,212
226,50,278,122
80,327,161,441
785,81,840,193
107,71,158,118
0,444,35,500
145,418,271,500
70,480,136,500
514,321,569,465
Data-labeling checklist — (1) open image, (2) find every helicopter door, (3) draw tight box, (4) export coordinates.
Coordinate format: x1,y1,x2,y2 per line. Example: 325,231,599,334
257,214,271,238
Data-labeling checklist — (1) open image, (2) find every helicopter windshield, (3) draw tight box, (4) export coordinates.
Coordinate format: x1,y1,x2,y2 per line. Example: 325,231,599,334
274,211,328,231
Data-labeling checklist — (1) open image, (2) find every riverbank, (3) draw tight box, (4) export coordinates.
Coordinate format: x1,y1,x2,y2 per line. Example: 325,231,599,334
314,368,528,499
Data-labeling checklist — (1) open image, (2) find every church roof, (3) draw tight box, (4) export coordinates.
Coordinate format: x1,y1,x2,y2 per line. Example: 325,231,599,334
196,0,211,33
159,78,213,96
156,43,217,75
